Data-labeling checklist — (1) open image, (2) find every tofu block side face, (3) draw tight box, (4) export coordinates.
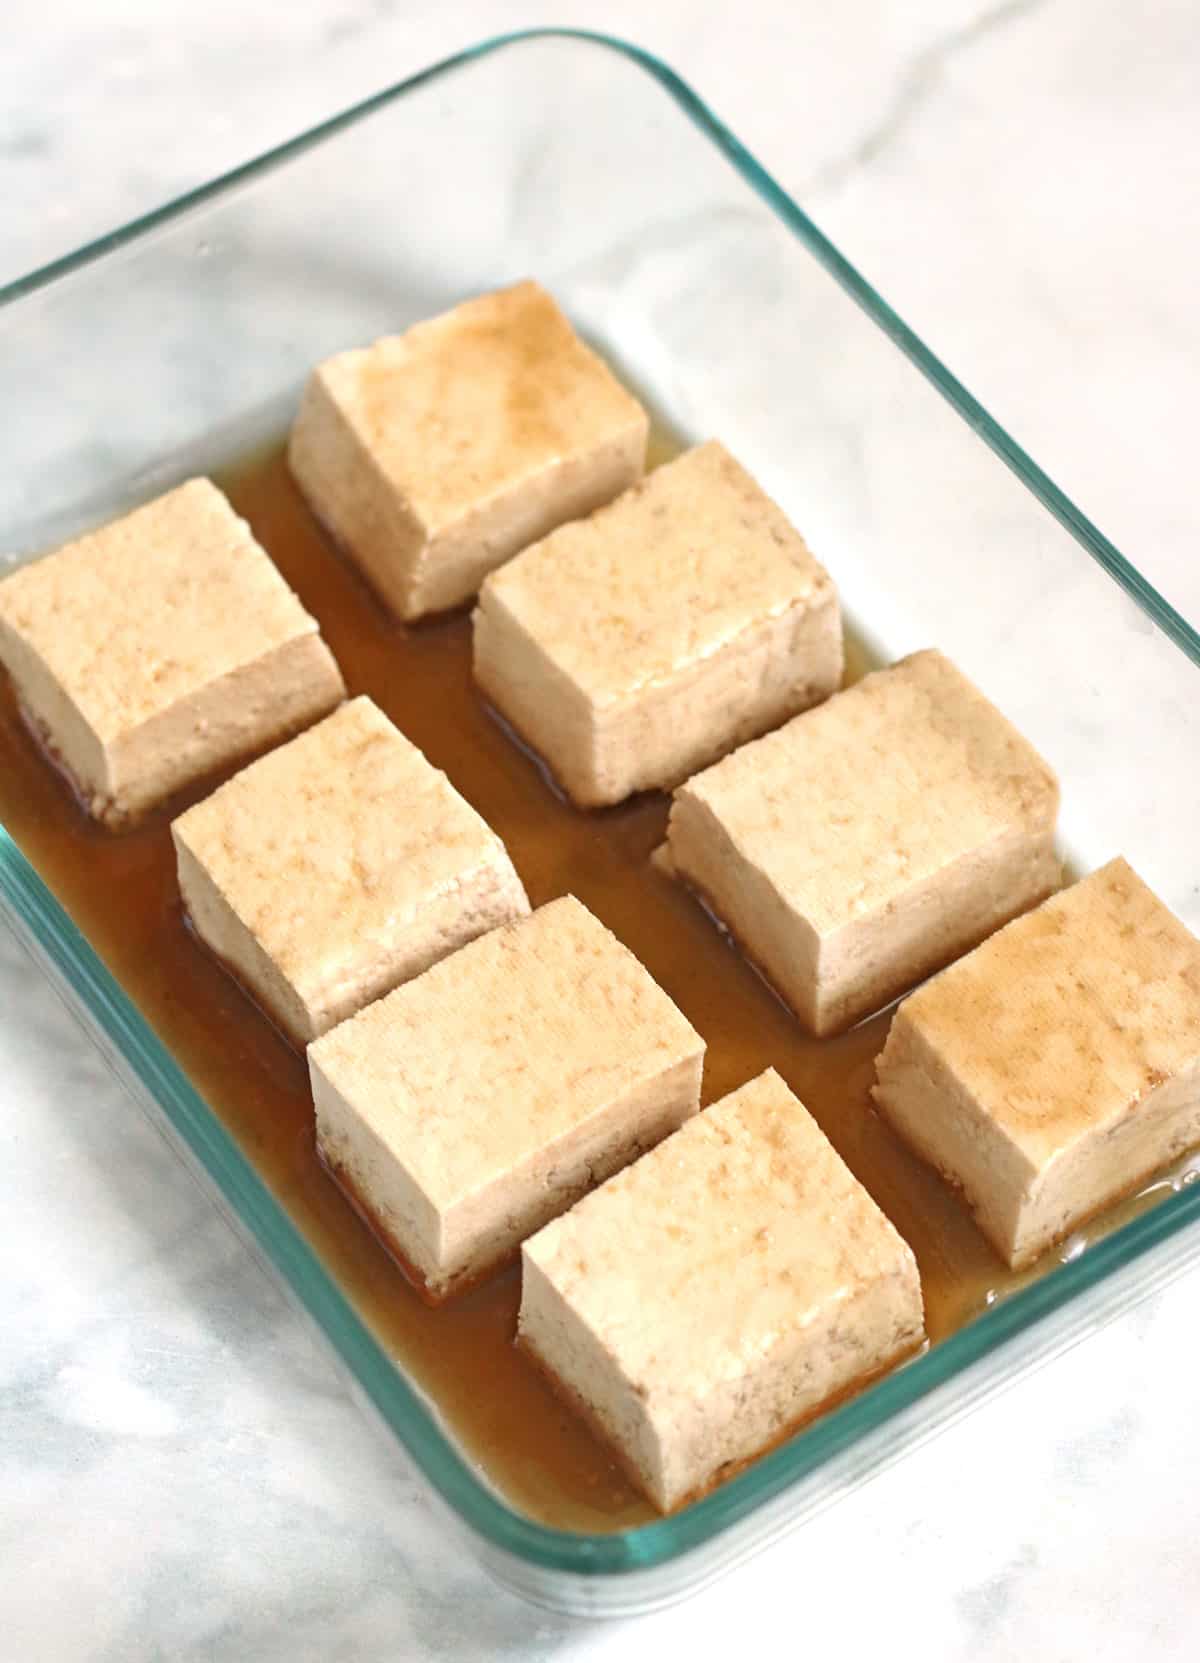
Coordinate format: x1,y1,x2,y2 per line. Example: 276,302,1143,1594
813,817,1061,1036
439,1049,704,1284
657,1249,924,1512
310,1059,447,1289
1017,1063,1200,1264
473,440,843,805
171,696,529,1043
519,1068,925,1511
519,1252,668,1501
0,478,345,824
666,786,823,1028
868,1005,1040,1259
874,859,1200,1267
307,895,705,1300
668,648,1060,1035
288,280,649,620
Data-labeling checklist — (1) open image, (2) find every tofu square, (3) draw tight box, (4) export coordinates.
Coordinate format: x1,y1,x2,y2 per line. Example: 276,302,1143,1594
668,649,1060,1036
519,1068,925,1512
873,859,1200,1268
308,895,705,1302
473,440,842,806
172,696,528,1044
0,478,345,826
288,280,648,621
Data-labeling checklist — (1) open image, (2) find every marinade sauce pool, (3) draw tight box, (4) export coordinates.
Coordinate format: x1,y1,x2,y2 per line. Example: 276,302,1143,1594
0,440,1169,1532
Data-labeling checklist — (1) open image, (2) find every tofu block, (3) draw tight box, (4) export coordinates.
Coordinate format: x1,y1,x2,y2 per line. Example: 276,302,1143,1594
0,478,345,826
288,280,648,621
873,859,1200,1268
308,895,705,1302
668,649,1060,1036
172,696,528,1044
519,1068,925,1512
474,440,842,805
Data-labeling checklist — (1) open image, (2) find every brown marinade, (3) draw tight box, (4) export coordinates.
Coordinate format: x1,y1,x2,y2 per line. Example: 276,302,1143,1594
0,442,1168,1531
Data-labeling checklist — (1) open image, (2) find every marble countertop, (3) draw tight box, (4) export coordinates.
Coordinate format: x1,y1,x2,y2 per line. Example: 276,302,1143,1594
4,3,1199,1658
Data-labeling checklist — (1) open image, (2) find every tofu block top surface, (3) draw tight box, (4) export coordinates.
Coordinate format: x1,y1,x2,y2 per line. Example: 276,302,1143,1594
893,858,1200,1170
479,440,833,708
308,895,704,1212
311,280,645,532
171,696,514,1010
0,478,325,741
523,1068,920,1400
677,649,1059,933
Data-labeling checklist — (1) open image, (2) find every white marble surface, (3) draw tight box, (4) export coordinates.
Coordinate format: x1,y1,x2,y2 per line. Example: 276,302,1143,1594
3,3,1200,1657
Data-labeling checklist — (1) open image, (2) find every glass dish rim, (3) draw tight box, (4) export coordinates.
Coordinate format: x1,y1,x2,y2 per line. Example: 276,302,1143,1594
3,25,1200,1578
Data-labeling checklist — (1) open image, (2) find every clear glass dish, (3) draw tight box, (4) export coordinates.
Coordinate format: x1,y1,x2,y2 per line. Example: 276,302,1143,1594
2,27,1200,1618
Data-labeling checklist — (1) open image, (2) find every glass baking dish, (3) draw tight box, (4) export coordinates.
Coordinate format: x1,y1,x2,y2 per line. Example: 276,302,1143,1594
3,27,1200,1619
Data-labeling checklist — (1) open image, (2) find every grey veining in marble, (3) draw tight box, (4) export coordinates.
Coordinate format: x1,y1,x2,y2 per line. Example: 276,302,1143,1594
4,3,1200,1659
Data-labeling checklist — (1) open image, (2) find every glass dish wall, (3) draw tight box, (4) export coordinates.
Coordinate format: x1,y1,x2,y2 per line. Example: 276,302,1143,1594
2,29,1199,1616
